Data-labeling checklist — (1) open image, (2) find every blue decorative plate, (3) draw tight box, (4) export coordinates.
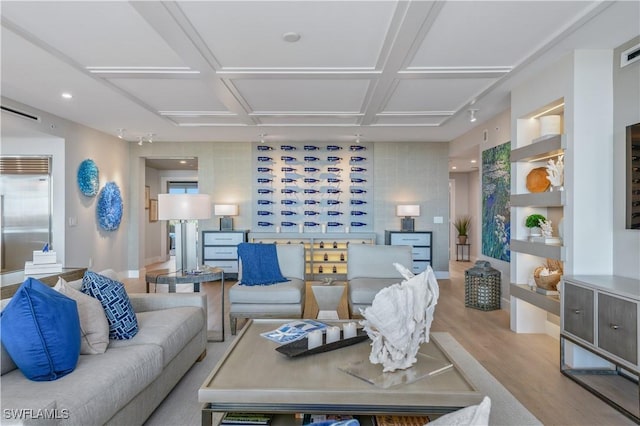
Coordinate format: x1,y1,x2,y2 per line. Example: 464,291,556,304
77,159,99,197
97,182,123,231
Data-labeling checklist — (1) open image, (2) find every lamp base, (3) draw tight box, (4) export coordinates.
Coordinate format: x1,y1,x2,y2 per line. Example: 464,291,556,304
220,217,234,231
401,217,415,232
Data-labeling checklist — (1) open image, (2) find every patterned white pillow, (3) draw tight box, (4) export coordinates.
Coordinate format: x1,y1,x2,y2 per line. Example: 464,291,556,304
54,278,109,354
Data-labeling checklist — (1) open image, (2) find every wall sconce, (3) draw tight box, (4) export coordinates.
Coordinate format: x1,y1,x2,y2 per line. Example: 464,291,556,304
214,204,238,231
396,204,420,232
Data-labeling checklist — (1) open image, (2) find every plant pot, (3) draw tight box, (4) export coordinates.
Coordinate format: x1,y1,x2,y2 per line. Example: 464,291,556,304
528,227,542,240
457,235,467,244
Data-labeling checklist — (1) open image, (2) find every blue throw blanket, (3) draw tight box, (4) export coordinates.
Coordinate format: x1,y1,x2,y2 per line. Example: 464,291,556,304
238,243,289,286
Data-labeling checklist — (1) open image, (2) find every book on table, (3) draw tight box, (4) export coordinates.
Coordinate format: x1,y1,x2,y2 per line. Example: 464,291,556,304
220,412,272,425
373,414,431,426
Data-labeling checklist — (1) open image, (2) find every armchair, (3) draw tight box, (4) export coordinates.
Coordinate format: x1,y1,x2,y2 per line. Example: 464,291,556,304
347,244,413,317
229,244,306,334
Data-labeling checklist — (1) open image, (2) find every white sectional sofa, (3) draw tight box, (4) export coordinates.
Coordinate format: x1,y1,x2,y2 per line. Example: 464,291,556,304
1,292,207,426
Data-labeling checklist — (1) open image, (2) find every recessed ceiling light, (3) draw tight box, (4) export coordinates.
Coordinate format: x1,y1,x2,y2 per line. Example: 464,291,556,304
282,32,301,43
61,92,73,99
179,160,187,164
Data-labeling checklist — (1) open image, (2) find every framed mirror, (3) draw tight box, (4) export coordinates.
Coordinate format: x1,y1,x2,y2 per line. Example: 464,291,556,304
627,122,640,229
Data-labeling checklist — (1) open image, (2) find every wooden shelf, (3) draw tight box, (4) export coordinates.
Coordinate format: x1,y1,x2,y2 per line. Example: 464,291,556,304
510,134,565,162
510,239,564,260
510,283,560,316
510,191,564,207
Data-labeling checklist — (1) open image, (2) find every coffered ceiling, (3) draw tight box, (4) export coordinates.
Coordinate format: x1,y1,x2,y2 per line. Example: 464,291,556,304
1,1,638,148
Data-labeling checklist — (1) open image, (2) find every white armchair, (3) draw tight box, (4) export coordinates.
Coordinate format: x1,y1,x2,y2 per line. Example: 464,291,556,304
347,244,413,317
228,244,306,334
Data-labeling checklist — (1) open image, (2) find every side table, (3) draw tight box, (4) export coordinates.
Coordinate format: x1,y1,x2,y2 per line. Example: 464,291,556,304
311,283,345,320
456,243,470,261
145,268,225,341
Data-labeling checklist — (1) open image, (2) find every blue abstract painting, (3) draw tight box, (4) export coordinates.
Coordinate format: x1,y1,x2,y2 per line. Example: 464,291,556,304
482,142,511,262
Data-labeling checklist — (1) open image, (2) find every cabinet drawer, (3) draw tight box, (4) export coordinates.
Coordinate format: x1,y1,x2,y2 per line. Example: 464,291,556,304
204,246,238,259
563,282,594,343
411,247,430,260
390,233,430,246
203,232,244,246
598,293,638,365
203,260,238,273
412,261,430,274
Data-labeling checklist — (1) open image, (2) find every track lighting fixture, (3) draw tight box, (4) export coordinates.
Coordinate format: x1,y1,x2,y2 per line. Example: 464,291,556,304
117,128,125,139
468,109,478,123
137,133,155,146
147,133,154,143
260,133,266,143
355,134,361,144
138,136,144,146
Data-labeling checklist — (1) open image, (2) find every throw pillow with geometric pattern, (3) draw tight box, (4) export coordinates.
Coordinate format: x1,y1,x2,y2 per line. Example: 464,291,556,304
81,271,138,340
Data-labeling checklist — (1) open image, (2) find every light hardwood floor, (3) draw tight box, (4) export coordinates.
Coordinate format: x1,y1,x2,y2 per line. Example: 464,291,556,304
124,260,635,426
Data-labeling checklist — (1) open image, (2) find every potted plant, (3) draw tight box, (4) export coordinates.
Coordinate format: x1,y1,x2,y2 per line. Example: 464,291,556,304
525,213,546,239
453,215,471,244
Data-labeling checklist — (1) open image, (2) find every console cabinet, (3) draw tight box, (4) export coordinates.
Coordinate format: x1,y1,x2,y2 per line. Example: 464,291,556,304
384,231,432,274
248,232,375,280
560,275,640,422
202,230,248,279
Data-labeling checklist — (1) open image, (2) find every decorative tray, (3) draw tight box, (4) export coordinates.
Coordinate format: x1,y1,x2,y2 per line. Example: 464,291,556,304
275,329,369,358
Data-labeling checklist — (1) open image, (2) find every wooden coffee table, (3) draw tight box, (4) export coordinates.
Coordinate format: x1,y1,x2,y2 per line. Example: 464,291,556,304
199,319,482,425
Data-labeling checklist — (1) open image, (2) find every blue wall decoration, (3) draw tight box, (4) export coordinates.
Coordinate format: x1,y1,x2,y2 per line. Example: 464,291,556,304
97,181,123,231
482,141,511,261
252,142,373,232
77,159,99,197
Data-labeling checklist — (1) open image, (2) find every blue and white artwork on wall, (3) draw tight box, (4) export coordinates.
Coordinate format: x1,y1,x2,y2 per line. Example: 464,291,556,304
253,143,374,232
77,159,99,197
482,141,511,262
97,181,123,231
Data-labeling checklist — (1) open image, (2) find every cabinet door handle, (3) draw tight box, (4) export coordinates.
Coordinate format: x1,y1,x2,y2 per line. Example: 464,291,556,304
610,324,620,330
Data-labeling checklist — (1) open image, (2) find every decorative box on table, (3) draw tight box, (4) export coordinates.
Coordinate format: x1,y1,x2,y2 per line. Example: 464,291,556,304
464,261,501,311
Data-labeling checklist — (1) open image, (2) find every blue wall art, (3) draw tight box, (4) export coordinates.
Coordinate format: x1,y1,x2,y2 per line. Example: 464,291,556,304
97,182,123,231
77,159,99,197
482,141,511,262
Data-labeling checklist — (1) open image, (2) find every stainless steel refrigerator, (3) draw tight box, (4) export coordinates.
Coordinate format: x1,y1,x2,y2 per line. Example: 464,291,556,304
0,157,52,272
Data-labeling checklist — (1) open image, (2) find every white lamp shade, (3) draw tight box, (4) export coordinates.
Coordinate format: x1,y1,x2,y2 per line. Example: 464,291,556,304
157,194,211,220
214,204,238,216
396,204,420,217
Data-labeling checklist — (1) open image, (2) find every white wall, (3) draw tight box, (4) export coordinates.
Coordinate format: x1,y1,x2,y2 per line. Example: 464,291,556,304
1,98,131,276
613,36,640,279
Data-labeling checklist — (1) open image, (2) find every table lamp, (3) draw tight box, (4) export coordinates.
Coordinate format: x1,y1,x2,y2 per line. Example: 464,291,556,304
214,204,238,231
396,204,420,232
158,194,211,273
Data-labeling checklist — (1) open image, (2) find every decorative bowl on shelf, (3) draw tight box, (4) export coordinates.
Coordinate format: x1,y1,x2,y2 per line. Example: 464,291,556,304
526,167,551,193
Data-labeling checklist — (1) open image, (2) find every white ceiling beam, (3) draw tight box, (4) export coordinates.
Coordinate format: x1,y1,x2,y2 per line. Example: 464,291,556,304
130,1,256,125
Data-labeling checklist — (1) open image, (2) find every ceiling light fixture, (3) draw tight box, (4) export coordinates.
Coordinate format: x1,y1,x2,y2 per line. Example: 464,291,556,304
138,136,144,146
260,133,266,143
470,159,477,164
282,32,301,43
61,92,73,99
147,133,154,143
117,128,125,139
468,109,478,123
355,134,361,144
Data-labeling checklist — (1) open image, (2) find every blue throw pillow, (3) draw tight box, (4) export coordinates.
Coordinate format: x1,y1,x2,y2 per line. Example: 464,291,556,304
0,278,81,381
81,271,138,340
238,243,288,286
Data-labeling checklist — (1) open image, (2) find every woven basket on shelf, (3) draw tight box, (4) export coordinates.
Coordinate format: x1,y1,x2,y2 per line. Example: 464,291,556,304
533,270,561,290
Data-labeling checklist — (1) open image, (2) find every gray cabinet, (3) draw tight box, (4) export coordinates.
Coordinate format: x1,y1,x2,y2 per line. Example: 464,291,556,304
202,230,248,278
563,282,594,344
560,275,640,422
385,231,432,274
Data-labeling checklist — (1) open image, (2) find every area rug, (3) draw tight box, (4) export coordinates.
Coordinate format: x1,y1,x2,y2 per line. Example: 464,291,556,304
145,332,541,426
